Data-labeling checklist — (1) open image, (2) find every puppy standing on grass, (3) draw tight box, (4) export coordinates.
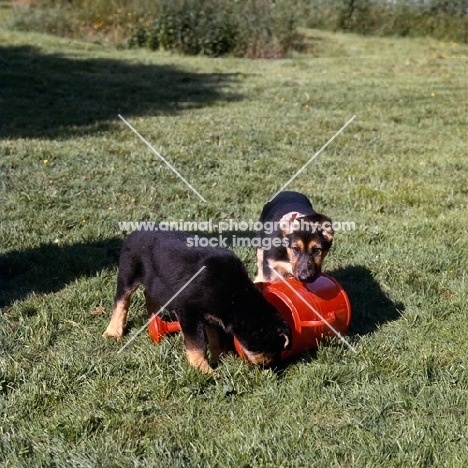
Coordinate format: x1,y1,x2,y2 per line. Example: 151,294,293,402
255,191,334,283
103,230,291,374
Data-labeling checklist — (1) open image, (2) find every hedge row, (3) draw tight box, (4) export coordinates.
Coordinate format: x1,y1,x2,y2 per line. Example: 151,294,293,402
13,0,302,58
12,0,468,56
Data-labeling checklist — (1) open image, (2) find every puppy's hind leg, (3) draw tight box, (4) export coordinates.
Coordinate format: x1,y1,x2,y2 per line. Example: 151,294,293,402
102,283,139,340
180,320,213,374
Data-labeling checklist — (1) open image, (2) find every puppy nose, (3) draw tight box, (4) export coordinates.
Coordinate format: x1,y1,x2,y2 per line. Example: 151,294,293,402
298,274,308,282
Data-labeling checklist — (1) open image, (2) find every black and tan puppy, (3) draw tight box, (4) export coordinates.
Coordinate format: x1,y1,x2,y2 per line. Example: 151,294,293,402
255,191,334,283
103,230,291,373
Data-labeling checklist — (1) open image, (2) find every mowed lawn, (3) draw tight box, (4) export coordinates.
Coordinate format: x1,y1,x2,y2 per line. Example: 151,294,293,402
1,9,468,467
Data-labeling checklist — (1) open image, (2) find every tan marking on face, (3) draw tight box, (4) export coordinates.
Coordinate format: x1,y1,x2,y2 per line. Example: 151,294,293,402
286,239,305,271
290,238,305,253
184,335,213,374
306,239,319,254
239,346,275,366
254,247,264,283
286,239,305,277
306,239,329,265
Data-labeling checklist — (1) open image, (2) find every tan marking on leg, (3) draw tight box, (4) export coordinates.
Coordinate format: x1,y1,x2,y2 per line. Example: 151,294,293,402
184,335,213,374
266,259,292,281
102,286,138,340
254,248,265,283
102,299,129,340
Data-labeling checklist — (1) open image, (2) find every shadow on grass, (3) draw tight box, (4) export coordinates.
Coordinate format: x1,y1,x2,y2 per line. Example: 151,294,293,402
277,265,404,371
331,265,404,336
0,45,241,139
0,238,123,307
0,231,258,308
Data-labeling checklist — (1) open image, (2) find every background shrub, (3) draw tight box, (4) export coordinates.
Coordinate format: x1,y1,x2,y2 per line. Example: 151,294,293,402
12,0,159,43
12,0,468,52
128,0,239,56
127,0,302,58
13,0,302,58
300,0,468,42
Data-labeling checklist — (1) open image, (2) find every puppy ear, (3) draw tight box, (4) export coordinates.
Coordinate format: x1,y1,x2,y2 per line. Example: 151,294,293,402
281,333,292,350
279,212,307,235
308,213,334,242
320,221,334,242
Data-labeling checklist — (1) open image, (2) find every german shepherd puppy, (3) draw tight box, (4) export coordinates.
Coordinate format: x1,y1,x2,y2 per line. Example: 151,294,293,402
255,191,334,283
103,230,291,373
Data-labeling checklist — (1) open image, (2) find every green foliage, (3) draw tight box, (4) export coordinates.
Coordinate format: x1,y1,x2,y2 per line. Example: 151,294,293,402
12,0,301,57
302,0,468,42
12,3,76,37
129,0,302,57
11,0,468,46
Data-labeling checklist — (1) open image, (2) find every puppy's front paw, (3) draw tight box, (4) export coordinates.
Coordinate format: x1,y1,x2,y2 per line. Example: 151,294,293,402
102,326,124,340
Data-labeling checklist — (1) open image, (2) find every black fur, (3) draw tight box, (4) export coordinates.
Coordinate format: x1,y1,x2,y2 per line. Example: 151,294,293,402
103,230,291,372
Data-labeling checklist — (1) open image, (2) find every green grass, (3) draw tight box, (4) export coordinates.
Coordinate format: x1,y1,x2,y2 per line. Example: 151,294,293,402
1,4,468,466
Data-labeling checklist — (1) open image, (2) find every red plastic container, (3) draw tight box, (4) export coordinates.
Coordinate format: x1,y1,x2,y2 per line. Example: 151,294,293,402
234,273,351,360
148,273,351,360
